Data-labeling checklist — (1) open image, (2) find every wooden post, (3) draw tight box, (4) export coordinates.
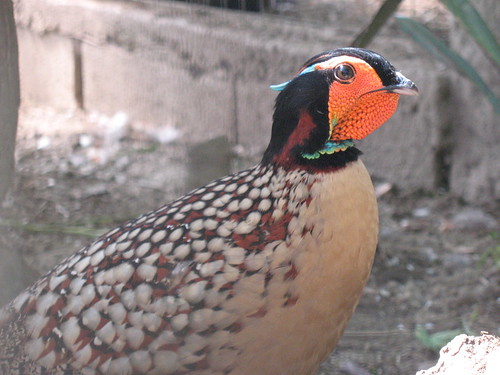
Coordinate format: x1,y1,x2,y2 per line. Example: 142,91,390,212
0,0,25,307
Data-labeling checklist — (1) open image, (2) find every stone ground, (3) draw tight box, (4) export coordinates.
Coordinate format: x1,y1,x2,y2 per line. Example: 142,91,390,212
0,106,498,374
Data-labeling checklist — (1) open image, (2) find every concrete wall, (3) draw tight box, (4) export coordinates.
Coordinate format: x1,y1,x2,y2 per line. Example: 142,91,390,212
13,0,499,203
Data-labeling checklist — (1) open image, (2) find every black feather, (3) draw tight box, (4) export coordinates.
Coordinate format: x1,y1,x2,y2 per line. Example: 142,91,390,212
302,47,400,87
262,70,328,164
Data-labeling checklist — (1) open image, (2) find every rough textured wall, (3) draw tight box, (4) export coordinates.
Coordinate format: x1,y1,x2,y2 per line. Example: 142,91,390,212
13,0,497,203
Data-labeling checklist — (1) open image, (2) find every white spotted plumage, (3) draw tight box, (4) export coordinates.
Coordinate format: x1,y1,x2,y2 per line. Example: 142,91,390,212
0,164,322,375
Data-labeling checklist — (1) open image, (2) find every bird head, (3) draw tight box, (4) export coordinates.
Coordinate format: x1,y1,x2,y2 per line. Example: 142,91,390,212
262,47,418,169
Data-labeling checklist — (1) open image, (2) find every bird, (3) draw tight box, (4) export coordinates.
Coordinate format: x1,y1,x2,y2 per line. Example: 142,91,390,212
0,47,418,375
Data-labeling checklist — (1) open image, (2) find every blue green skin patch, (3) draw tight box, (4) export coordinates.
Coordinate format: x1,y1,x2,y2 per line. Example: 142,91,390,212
270,65,318,91
301,140,354,159
301,116,353,159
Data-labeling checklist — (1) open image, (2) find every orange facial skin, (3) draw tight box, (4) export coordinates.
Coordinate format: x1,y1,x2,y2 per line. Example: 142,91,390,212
316,56,401,141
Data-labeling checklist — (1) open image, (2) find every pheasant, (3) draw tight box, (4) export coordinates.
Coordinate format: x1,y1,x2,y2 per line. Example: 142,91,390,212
0,47,417,375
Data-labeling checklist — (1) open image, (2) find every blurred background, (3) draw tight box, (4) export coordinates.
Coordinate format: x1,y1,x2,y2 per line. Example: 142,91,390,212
0,0,498,374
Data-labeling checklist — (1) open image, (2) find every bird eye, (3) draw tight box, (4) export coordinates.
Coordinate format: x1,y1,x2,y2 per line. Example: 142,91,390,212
334,64,355,83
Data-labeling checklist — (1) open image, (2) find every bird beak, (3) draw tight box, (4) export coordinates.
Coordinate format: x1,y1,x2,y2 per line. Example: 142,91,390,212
363,72,419,97
386,72,419,96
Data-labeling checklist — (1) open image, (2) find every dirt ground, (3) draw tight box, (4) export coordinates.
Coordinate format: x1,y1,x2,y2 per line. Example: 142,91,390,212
0,107,498,375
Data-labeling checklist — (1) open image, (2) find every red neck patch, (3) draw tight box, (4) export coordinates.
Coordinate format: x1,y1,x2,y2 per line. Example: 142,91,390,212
273,110,316,168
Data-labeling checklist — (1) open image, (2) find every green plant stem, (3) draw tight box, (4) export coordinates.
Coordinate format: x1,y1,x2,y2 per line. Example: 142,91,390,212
441,0,500,66
351,0,404,48
397,16,500,113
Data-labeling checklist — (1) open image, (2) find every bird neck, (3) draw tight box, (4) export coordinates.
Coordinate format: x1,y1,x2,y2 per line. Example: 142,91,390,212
262,145,362,173
292,145,362,173
300,139,355,159
262,122,362,172
262,86,362,173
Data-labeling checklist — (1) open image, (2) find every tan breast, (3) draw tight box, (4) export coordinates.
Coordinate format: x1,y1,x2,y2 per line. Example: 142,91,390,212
229,159,378,375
